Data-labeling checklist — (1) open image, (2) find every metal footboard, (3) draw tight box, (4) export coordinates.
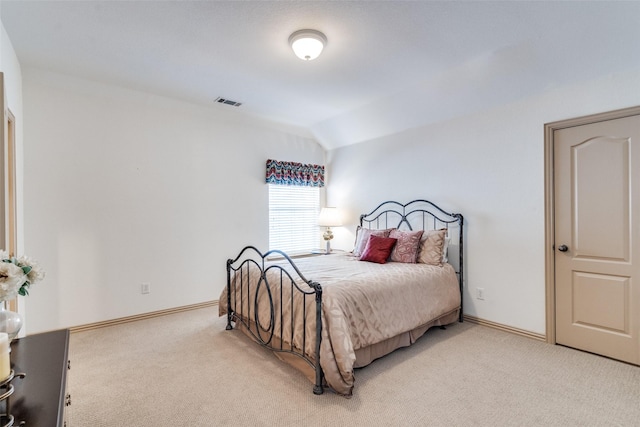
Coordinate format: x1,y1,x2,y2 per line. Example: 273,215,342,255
225,246,324,394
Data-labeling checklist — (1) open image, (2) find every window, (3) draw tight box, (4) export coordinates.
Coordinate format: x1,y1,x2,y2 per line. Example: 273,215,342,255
268,184,320,254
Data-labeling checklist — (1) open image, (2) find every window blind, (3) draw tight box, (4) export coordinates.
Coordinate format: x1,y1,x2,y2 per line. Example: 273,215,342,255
268,184,320,254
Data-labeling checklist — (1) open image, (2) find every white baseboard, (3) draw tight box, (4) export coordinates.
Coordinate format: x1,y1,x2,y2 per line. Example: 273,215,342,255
69,300,218,333
463,314,546,342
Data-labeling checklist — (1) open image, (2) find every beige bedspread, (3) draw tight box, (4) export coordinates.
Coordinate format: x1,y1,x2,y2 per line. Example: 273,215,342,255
219,253,460,396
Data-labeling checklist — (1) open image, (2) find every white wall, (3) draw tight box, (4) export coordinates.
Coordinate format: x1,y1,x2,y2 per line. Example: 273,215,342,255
22,68,324,333
328,68,640,335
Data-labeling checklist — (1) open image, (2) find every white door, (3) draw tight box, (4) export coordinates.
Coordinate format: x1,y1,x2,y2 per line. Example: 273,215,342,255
554,114,640,365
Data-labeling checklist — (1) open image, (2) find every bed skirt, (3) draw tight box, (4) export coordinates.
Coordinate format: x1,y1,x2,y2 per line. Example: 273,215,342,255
234,307,460,393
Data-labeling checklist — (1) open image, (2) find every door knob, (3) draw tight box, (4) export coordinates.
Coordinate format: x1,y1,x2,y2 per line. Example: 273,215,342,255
558,245,568,252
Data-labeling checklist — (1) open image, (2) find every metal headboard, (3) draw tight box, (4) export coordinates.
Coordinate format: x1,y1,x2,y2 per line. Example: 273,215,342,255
360,199,464,321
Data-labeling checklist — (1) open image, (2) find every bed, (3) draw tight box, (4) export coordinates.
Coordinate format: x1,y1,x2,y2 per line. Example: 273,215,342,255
219,199,464,396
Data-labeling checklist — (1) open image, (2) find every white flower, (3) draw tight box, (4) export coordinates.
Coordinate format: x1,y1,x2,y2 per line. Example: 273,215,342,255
0,252,46,298
16,255,45,284
0,262,26,301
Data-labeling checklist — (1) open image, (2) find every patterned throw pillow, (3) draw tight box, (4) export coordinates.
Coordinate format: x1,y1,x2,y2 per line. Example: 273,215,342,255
417,229,447,266
389,229,424,263
359,235,398,264
352,227,394,257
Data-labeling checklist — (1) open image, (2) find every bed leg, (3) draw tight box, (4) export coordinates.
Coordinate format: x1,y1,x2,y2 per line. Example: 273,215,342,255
226,260,234,330
226,310,234,330
312,281,324,395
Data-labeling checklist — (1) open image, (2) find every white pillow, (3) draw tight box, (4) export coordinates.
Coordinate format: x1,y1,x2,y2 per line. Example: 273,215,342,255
352,226,394,257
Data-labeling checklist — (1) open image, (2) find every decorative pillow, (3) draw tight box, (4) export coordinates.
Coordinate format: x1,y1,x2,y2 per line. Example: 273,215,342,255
353,227,394,257
359,235,398,264
389,229,424,263
417,229,447,266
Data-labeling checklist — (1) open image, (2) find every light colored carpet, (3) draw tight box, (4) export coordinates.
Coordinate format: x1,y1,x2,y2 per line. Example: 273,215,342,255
68,306,640,426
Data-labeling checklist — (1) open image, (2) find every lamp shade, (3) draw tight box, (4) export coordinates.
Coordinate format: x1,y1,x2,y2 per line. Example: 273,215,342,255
289,29,327,61
318,207,342,227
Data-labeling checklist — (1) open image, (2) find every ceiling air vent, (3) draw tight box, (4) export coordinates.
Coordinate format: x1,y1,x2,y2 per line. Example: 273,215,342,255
215,97,242,107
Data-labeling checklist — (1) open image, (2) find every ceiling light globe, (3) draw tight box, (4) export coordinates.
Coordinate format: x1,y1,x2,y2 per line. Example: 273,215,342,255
289,30,327,61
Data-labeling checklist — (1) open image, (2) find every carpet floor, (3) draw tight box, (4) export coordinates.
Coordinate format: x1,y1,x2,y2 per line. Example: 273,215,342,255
68,306,640,426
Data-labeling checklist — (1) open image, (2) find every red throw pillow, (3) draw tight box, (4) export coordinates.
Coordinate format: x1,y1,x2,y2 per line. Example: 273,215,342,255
359,235,398,264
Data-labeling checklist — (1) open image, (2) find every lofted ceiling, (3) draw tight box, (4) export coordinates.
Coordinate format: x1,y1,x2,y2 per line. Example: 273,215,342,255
1,1,639,150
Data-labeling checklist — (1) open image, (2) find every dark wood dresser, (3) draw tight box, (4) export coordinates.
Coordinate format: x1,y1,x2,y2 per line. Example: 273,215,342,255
9,329,70,426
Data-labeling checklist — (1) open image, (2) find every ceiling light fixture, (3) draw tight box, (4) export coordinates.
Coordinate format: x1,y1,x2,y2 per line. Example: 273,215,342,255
288,29,327,61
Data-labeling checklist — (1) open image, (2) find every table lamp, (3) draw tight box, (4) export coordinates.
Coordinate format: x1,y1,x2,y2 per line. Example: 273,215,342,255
318,207,342,254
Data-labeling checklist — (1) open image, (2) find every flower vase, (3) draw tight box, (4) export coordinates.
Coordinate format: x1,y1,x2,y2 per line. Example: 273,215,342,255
0,305,23,341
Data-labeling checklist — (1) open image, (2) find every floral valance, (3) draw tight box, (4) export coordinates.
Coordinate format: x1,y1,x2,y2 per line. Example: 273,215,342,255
266,159,325,187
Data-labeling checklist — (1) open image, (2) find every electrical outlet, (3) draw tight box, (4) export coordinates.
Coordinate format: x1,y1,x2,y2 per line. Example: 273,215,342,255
476,287,485,300
141,282,151,294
